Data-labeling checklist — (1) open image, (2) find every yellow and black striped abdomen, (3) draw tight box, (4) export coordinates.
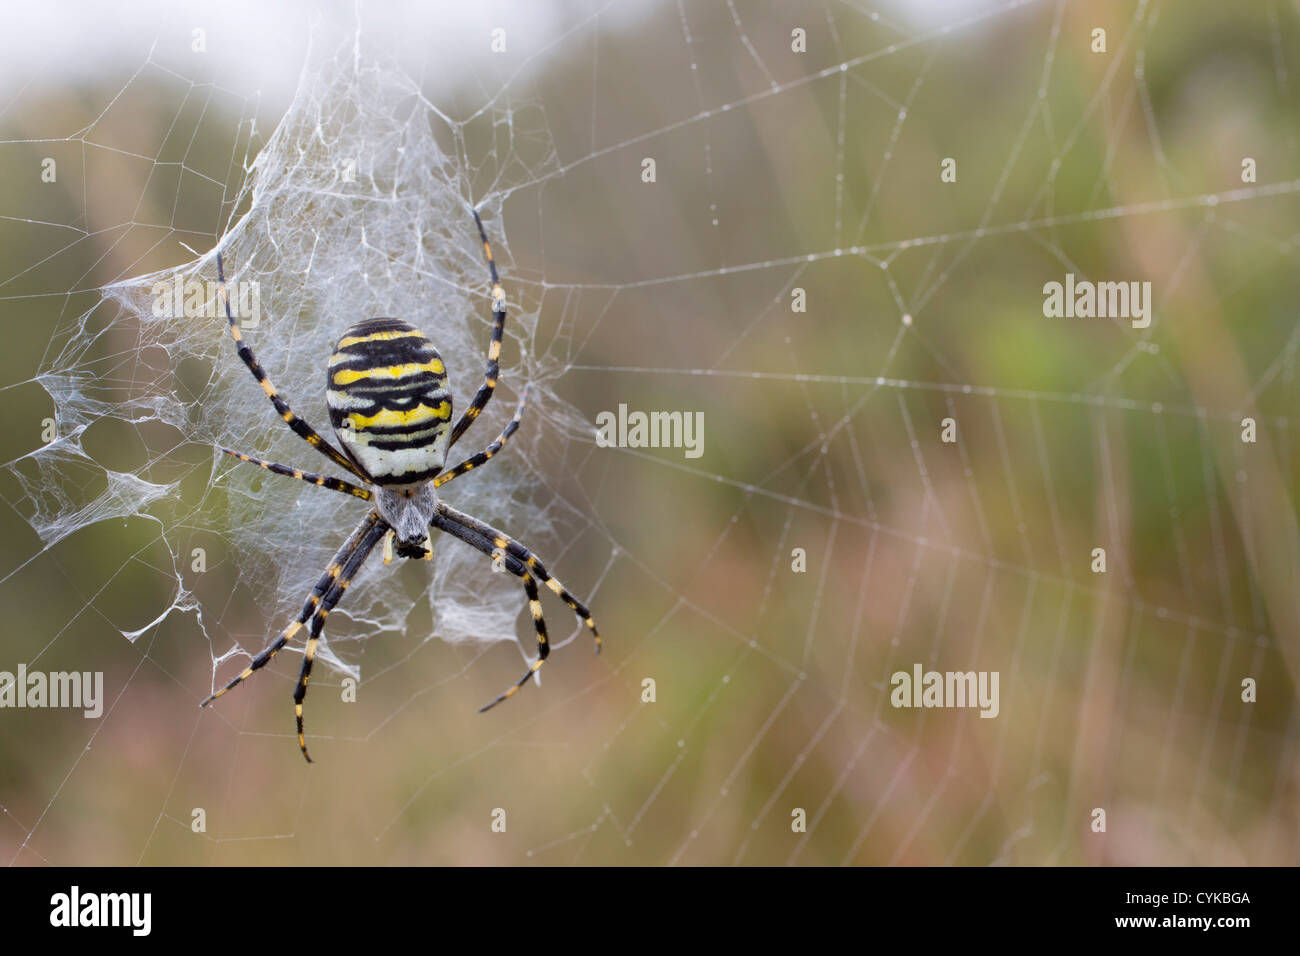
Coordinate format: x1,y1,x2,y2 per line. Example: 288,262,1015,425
326,318,453,486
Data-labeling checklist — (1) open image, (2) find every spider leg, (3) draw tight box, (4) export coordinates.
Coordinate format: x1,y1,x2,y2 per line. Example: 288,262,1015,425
220,448,373,500
293,517,388,762
434,384,529,489
447,210,507,450
216,252,368,481
477,573,549,711
435,503,601,654
201,512,382,707
430,513,552,711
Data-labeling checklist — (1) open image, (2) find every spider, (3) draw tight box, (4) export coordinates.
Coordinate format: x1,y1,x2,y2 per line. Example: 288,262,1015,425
201,210,600,762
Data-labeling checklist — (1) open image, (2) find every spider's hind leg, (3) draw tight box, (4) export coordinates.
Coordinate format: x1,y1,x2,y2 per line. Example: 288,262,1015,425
216,253,367,481
436,384,530,490
219,448,372,501
447,210,508,450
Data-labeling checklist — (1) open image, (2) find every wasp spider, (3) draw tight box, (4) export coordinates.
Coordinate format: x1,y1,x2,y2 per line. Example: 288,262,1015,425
201,210,600,762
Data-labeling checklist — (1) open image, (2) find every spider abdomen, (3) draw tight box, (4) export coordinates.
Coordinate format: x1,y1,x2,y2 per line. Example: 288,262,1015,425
326,317,453,486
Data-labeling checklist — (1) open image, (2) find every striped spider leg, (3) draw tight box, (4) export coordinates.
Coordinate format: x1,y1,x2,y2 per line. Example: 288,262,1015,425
200,511,383,761
447,210,508,449
215,253,368,482
430,500,602,711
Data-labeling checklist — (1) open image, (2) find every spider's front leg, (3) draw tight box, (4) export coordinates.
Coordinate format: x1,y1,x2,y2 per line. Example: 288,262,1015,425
432,514,550,710
293,516,389,762
201,512,382,708
431,504,600,712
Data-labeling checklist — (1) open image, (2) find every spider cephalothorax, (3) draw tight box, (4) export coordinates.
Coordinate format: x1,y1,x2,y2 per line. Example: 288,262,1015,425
374,484,438,558
201,210,601,762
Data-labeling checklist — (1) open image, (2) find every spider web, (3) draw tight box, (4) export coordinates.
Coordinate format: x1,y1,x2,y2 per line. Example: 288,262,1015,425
0,0,1297,866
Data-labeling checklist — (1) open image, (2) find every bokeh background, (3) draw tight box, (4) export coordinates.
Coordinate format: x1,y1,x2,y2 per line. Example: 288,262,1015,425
0,0,1297,865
